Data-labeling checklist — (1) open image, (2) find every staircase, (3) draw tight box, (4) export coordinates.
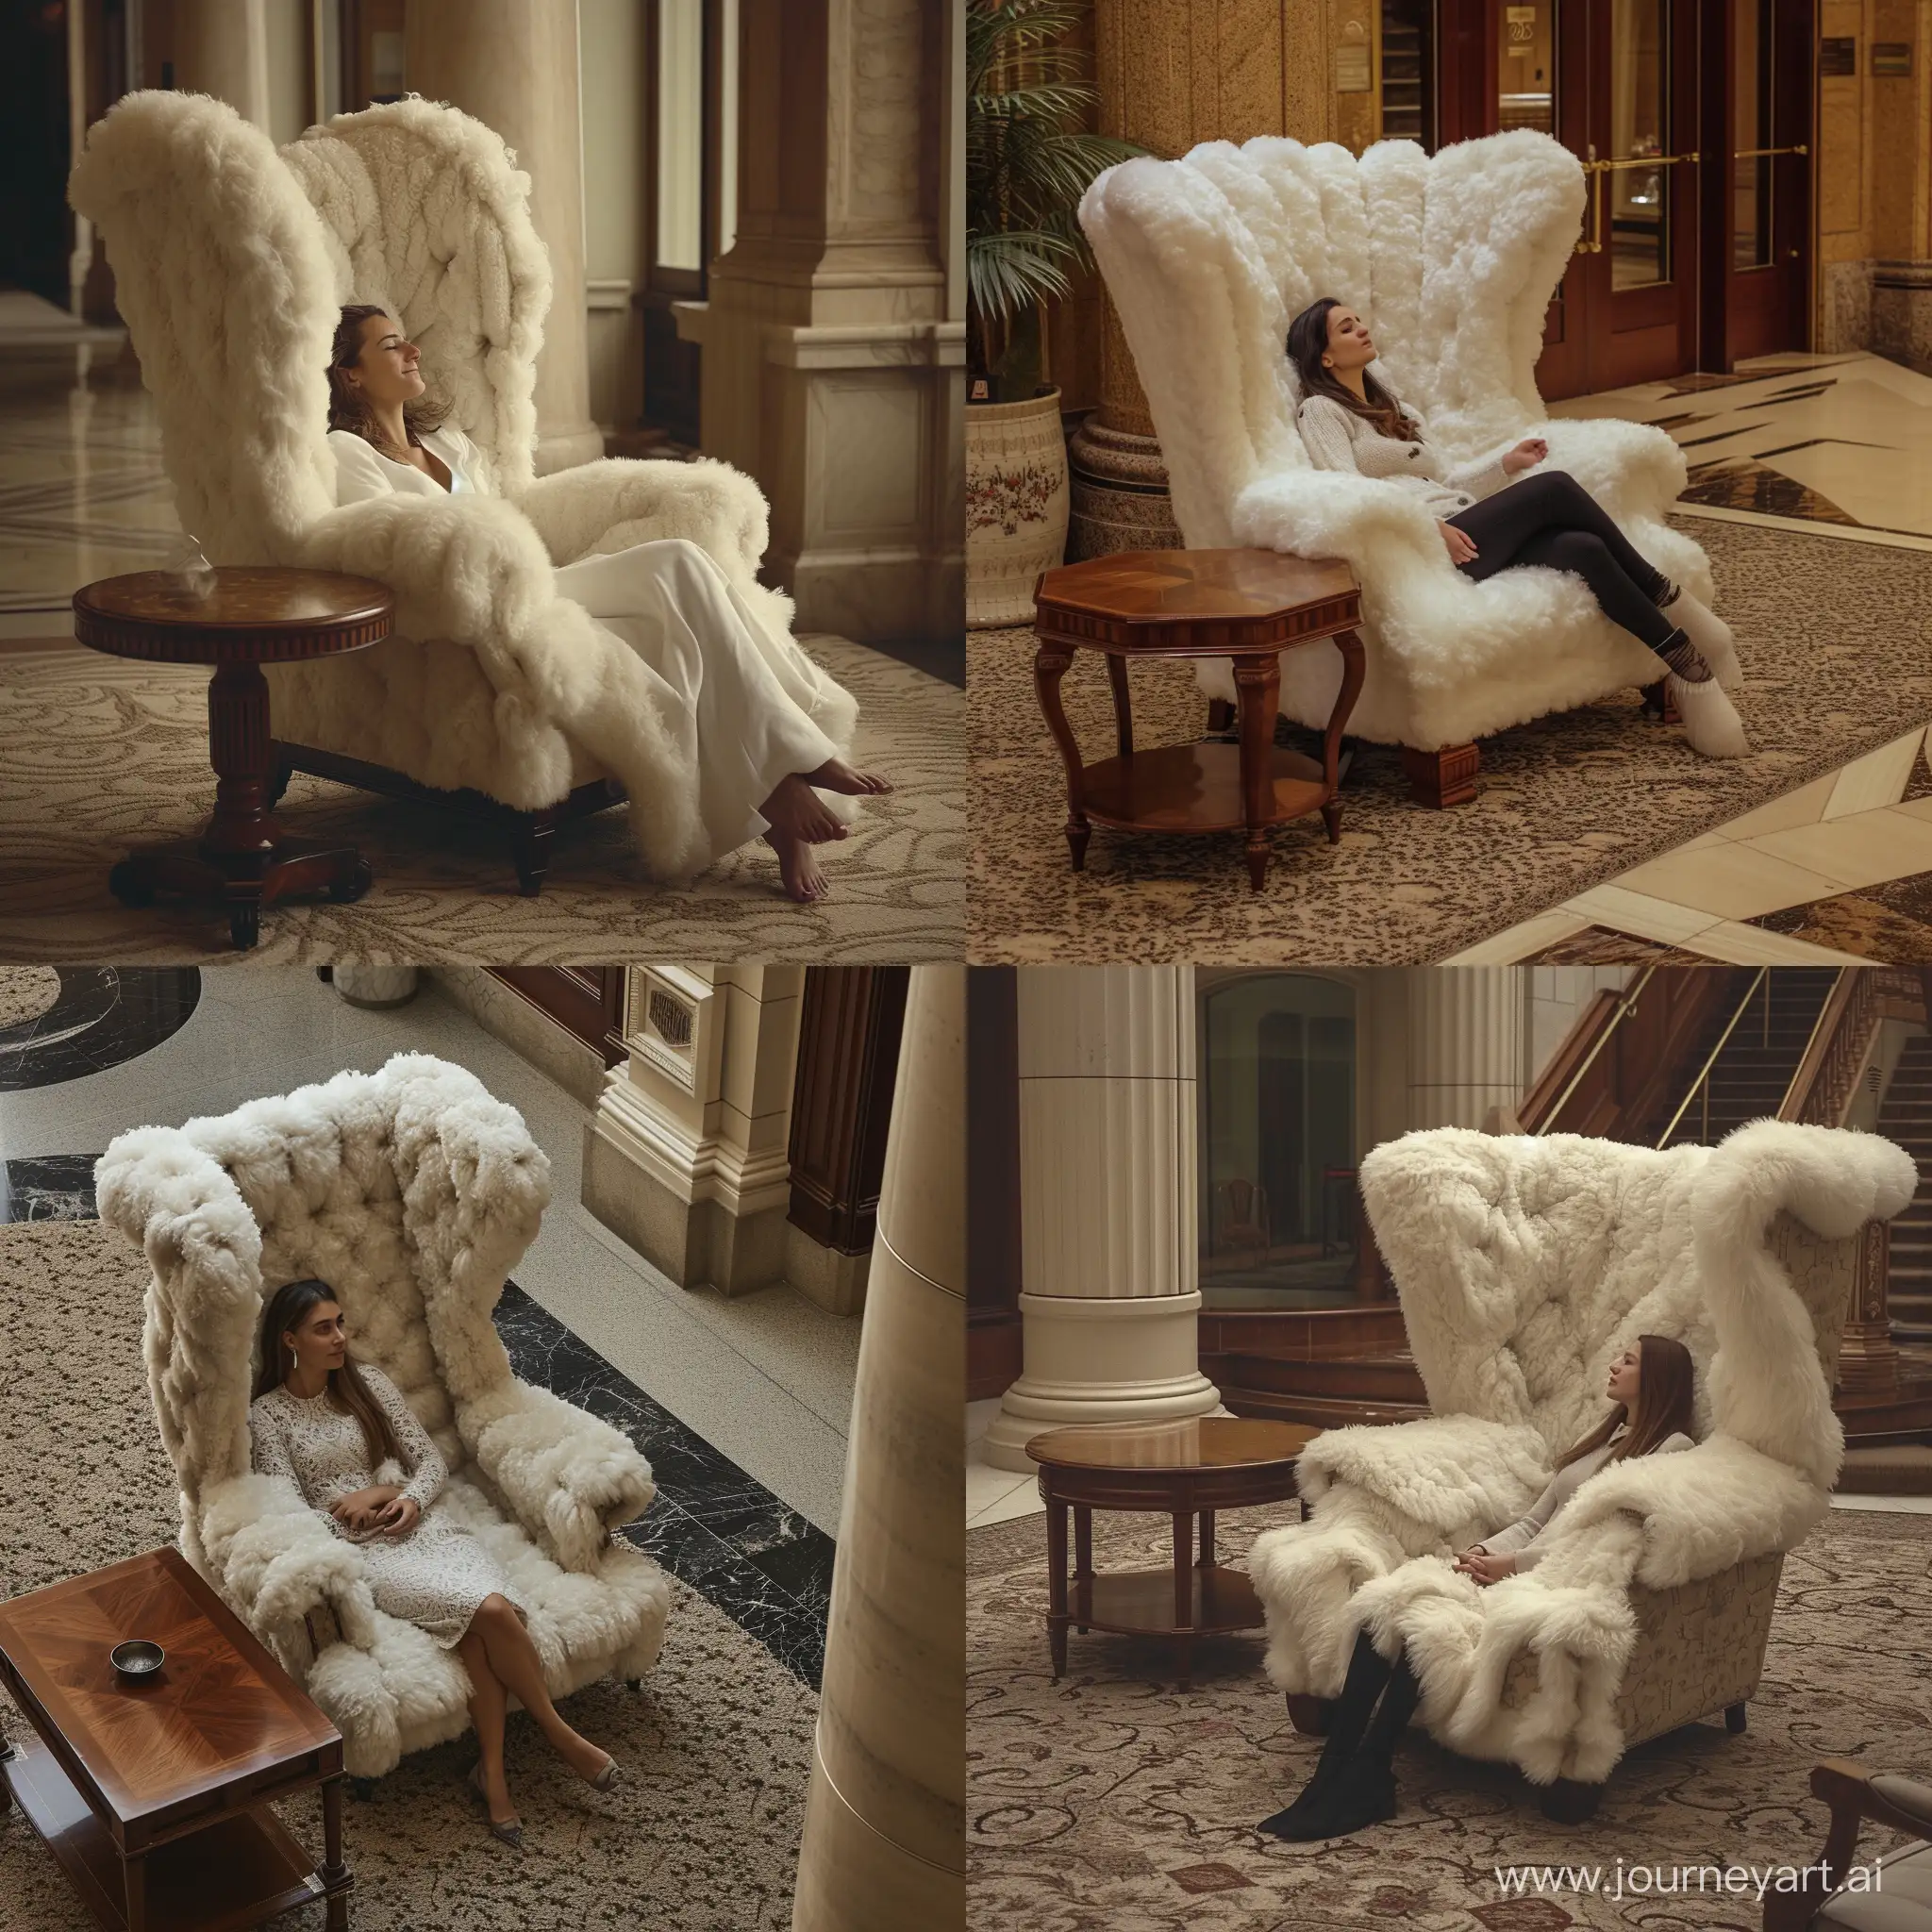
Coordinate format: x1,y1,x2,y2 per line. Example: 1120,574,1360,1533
1657,969,1839,1147
1876,1034,1932,1342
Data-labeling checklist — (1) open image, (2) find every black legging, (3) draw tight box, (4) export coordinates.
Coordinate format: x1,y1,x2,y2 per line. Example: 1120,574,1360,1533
1448,468,1679,656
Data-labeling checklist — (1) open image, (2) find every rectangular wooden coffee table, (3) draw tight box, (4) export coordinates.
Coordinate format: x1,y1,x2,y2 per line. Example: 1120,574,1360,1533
0,1545,351,1931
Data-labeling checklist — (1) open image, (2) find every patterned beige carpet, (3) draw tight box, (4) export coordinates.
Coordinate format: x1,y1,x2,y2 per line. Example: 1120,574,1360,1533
968,1505,1927,1931
0,1221,814,1930
969,520,1932,963
0,638,961,964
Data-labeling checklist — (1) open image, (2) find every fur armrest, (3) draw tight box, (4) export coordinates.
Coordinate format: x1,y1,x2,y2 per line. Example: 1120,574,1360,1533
512,455,772,576
459,1381,656,1573
197,1473,378,1654
1297,1414,1552,1543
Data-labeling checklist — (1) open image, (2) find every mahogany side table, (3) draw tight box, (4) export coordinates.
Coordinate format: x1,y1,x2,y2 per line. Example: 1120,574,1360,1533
1024,1417,1313,1690
73,568,393,950
0,1545,351,1931
1031,549,1366,891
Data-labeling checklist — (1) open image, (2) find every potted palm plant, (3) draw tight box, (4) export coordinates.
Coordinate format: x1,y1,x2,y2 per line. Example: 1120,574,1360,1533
966,0,1141,627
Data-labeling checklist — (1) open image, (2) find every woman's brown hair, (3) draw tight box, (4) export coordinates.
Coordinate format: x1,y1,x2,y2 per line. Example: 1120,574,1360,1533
1554,1332,1697,1471
326,304,451,457
253,1277,404,1471
1287,295,1417,441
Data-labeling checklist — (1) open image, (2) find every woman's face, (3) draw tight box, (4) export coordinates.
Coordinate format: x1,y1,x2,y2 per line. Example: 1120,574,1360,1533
1322,305,1377,375
1607,1345,1642,1406
283,1299,348,1380
344,314,425,408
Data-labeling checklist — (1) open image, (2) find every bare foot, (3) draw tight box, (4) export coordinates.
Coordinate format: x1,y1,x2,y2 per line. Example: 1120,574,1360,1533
763,824,830,902
806,756,892,797
759,771,848,844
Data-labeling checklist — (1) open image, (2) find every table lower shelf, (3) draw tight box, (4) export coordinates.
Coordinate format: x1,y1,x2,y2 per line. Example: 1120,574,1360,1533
1060,1565,1264,1639
2,1734,328,1932
1077,741,1331,834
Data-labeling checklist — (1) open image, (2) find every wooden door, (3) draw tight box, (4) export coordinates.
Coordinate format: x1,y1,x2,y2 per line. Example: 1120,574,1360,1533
1706,0,1813,364
1536,0,1704,397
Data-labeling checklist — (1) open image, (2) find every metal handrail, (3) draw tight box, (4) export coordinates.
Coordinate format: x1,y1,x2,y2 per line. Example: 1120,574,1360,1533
1778,968,1853,1122
1533,964,1658,1135
1655,968,1769,1148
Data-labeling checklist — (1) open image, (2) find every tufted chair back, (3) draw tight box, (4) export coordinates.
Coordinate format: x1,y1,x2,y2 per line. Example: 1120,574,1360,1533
1357,1124,1901,1492
68,90,549,564
94,1053,551,1511
1077,131,1586,549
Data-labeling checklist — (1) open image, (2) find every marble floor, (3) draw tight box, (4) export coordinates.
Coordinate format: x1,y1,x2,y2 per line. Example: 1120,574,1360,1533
0,966,860,1685
965,1399,1046,1530
1446,352,1932,965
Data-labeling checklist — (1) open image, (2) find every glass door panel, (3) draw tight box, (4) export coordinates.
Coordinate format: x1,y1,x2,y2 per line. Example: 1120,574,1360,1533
1607,0,1670,289
1731,0,1774,268
1498,0,1557,131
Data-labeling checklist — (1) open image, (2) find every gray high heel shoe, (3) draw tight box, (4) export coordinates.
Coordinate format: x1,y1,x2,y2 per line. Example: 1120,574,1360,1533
468,1760,525,1847
586,1752,621,1793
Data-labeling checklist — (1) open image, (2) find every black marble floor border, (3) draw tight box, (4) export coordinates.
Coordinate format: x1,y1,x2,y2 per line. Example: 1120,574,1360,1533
0,968,200,1091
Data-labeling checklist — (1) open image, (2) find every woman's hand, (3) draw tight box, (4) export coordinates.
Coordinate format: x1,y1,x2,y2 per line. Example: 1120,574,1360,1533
329,1485,401,1532
1439,520,1479,566
370,1494,421,1538
1453,1547,1517,1586
1501,437,1549,476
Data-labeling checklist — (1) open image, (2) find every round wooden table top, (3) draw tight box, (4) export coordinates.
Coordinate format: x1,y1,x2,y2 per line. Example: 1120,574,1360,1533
73,568,394,665
1035,548,1358,633
1024,1417,1315,1473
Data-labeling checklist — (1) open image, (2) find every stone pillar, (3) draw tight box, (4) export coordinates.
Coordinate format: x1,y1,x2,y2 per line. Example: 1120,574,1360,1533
582,965,803,1295
173,0,274,129
792,966,965,1932
405,0,604,472
675,0,963,646
980,966,1220,1474
1405,969,1530,1131
1069,0,1368,558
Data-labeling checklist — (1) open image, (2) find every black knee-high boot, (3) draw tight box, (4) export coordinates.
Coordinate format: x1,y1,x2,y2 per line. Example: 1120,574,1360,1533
1261,1646,1424,1841
1257,1632,1394,1838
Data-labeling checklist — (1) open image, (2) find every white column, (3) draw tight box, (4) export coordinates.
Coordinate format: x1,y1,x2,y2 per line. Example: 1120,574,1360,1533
1405,969,1532,1131
582,965,803,1294
675,0,963,646
405,0,604,473
981,966,1220,1474
173,0,273,129
792,966,964,1932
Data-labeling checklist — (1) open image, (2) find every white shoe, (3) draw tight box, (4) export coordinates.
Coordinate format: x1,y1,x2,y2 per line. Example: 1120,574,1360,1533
1669,673,1750,758
1664,588,1741,690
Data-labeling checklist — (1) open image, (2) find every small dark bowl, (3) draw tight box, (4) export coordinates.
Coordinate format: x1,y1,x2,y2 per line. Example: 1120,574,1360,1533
109,1640,165,1680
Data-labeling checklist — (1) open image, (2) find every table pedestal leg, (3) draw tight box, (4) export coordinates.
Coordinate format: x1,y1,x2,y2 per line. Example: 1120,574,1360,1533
125,1851,147,1932
1034,641,1091,871
321,1774,353,1930
1105,654,1133,758
1233,652,1281,893
1046,1493,1070,1679
0,1740,12,1815
1199,1509,1216,1571
106,656,375,950
1173,1512,1193,1690
1074,1506,1091,1632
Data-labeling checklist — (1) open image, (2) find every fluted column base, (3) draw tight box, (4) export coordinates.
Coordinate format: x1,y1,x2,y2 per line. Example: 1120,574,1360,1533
1067,417,1181,561
980,1290,1221,1473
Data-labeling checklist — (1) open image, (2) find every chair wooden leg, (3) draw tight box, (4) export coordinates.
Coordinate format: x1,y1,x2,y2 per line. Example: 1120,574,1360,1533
1401,741,1480,808
1541,1777,1603,1823
1284,1692,1333,1736
1206,698,1236,735
511,811,557,897
1725,1701,1747,1733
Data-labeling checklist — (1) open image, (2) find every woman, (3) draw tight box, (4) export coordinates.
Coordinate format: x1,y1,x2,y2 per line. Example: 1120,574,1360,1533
325,305,891,903
1287,297,1748,759
1258,1333,1697,1841
249,1277,618,1847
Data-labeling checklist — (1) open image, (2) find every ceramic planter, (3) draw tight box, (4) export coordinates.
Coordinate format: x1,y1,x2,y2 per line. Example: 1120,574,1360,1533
966,387,1070,628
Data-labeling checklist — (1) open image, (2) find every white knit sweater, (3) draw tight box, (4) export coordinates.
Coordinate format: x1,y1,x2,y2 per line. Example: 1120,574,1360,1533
1474,1424,1697,1571
1295,391,1513,518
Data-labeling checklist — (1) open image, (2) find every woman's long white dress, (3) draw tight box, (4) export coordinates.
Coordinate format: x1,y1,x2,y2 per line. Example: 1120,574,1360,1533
326,424,848,861
249,1361,528,1647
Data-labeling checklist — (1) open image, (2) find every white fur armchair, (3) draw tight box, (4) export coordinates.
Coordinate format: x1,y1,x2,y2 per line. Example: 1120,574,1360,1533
1079,132,1720,795
68,89,817,887
1248,1121,1916,1815
94,1053,672,1782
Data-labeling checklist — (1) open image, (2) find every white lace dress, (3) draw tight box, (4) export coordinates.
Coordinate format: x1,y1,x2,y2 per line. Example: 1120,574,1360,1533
248,1362,528,1646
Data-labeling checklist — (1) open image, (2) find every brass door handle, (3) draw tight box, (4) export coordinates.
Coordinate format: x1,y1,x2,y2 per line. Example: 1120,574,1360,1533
1733,143,1808,158
1574,155,1700,254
